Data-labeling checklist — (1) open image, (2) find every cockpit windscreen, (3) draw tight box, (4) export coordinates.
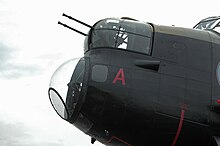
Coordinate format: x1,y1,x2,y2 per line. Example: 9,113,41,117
89,18,153,55
194,16,220,34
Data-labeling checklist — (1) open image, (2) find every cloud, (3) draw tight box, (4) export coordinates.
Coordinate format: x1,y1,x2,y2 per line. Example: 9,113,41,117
0,42,42,79
0,42,13,62
0,121,28,145
0,63,41,79
0,120,64,146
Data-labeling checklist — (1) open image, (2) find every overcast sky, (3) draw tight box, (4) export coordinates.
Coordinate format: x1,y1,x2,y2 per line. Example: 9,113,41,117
0,0,219,146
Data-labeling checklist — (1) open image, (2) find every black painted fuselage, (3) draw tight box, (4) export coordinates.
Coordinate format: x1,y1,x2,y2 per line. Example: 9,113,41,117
49,16,220,146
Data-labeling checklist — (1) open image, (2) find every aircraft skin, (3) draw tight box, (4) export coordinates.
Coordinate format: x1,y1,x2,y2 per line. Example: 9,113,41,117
48,15,220,146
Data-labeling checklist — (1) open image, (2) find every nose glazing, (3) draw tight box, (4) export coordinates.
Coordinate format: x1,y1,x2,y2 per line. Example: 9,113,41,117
48,58,85,121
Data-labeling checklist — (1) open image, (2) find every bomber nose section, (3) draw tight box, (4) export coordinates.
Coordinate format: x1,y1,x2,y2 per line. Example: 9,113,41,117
48,58,87,122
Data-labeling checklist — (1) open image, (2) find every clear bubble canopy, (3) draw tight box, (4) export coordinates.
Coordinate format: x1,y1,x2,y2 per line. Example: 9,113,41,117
48,58,84,120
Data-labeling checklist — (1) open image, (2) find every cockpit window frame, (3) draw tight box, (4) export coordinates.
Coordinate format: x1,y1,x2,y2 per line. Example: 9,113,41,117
194,16,220,34
85,18,154,56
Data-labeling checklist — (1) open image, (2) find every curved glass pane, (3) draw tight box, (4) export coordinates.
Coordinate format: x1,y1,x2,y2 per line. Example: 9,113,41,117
217,62,220,86
49,58,81,119
194,16,220,31
69,59,85,84
49,88,68,119
213,24,220,34
91,18,153,55
49,58,80,102
66,59,85,116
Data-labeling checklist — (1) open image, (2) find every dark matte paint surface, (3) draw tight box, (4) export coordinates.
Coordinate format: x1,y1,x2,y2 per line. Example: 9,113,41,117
53,20,220,145
80,28,220,145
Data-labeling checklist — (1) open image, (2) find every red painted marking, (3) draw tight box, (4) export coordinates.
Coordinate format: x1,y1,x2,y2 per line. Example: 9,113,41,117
107,136,132,146
179,103,188,110
171,109,185,146
217,99,220,104
113,68,125,85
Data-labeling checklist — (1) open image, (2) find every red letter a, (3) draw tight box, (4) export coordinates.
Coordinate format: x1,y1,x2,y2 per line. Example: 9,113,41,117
113,68,125,85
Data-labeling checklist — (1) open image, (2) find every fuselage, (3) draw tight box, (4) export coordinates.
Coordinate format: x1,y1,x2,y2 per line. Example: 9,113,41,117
49,17,220,146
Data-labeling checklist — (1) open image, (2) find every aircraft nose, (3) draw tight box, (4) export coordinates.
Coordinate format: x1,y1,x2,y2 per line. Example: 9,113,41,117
48,58,86,121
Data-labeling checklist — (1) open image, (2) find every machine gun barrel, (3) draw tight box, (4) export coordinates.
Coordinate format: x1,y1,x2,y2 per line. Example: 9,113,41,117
62,13,93,29
58,21,87,36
